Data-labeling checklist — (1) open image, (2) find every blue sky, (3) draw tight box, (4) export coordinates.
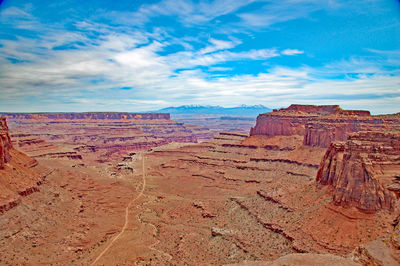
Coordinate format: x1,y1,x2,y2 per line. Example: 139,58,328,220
0,0,399,114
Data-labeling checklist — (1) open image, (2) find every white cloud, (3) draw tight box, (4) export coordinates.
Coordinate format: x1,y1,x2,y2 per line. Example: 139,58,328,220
166,48,279,70
199,38,241,54
237,0,342,28
1,21,399,114
0,6,32,18
281,49,304,56
104,0,255,27
208,66,233,72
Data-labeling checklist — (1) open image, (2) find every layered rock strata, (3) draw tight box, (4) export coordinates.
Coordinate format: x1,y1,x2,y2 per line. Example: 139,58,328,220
0,118,44,214
250,104,399,148
109,131,393,264
2,113,214,162
0,118,12,169
316,131,400,213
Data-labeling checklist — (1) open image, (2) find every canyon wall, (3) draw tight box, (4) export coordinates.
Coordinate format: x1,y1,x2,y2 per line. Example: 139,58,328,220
0,118,12,169
2,112,170,120
303,117,386,148
4,113,215,162
249,114,308,136
0,118,43,214
316,131,400,213
250,104,399,148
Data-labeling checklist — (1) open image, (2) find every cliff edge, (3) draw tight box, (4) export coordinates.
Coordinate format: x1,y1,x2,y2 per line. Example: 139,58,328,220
0,118,44,214
316,131,400,213
250,104,399,148
0,118,12,169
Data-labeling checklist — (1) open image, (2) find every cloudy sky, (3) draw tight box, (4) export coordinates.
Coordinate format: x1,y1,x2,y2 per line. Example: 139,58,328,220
0,0,399,114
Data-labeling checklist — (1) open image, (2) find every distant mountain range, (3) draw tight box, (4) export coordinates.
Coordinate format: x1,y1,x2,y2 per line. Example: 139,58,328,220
155,105,272,117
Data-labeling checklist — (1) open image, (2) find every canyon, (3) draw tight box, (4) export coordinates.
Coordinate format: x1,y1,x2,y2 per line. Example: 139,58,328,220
2,112,213,163
0,106,399,265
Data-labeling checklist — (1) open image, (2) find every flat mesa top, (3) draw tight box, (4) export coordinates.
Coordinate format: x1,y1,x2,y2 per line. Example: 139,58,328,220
263,104,372,117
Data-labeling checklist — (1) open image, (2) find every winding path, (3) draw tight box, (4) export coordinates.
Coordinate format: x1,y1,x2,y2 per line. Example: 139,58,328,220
90,154,147,265
148,224,173,261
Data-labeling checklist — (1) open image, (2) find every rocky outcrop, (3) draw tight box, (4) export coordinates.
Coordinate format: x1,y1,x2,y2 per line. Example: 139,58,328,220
0,118,45,214
352,238,400,266
0,118,12,169
2,112,170,120
392,218,400,249
316,131,400,213
282,104,340,115
303,117,386,148
250,104,399,148
249,104,359,138
250,113,308,136
33,152,83,160
283,104,370,116
250,157,319,169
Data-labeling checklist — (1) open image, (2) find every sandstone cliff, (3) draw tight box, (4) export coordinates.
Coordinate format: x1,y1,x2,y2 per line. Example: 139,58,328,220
316,131,400,213
303,117,386,148
250,104,399,148
0,118,12,169
249,113,308,136
0,118,44,214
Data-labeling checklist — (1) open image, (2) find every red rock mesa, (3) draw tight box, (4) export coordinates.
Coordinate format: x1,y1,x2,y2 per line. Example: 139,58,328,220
250,104,399,147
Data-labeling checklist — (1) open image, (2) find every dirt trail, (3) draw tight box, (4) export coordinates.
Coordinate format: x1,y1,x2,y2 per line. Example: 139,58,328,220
148,223,173,262
90,154,147,265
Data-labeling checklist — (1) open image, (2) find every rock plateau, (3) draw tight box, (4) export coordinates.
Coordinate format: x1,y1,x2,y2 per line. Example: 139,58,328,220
250,104,400,147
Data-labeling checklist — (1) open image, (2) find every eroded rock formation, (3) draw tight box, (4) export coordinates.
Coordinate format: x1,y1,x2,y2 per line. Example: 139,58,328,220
3,113,213,162
303,117,390,147
0,118,12,169
0,118,44,214
317,131,400,213
250,104,400,148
